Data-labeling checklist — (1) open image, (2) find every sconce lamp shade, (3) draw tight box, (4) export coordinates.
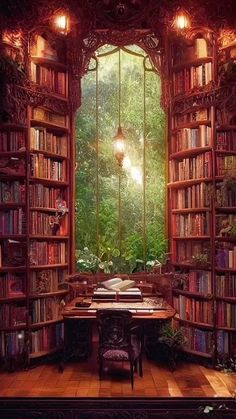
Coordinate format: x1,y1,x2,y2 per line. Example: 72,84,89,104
53,14,70,34
113,125,126,167
174,10,190,30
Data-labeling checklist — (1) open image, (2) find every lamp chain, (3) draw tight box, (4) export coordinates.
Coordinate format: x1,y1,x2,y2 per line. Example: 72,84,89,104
118,48,121,127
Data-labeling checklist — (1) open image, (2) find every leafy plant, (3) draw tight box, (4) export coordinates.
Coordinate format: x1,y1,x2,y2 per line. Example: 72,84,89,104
216,355,236,373
76,247,100,273
158,324,186,371
192,253,208,266
158,324,186,349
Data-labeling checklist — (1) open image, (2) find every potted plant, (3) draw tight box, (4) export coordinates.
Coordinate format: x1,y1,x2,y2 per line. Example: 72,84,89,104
158,324,186,370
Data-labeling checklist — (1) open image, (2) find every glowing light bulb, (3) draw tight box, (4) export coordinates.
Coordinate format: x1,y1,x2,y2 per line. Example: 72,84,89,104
123,156,131,170
114,139,125,153
175,13,190,30
131,167,142,185
54,14,69,33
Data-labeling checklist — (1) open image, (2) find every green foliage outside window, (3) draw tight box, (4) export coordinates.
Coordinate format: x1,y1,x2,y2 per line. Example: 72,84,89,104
75,45,167,273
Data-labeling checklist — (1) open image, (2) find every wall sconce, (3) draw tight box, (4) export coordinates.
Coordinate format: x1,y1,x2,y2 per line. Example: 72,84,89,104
53,13,70,35
173,10,190,31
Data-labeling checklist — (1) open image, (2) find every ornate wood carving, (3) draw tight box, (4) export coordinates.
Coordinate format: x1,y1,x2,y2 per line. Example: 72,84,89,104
0,398,236,418
172,84,236,114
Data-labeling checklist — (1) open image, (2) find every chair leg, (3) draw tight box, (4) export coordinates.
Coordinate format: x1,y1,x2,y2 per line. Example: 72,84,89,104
99,358,103,380
139,356,143,377
130,361,134,389
134,358,138,373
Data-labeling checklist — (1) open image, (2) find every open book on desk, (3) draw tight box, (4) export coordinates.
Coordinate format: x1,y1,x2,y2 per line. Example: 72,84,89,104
100,277,136,291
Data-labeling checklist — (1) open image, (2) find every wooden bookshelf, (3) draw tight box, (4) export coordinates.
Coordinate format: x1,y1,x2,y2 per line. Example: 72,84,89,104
0,31,69,367
169,29,217,361
170,28,236,361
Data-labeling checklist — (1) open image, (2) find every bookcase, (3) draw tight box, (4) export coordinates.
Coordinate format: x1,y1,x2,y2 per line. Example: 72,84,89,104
169,28,236,361
0,30,70,368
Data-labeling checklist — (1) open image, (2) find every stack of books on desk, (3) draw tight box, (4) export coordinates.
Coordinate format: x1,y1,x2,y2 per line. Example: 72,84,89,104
92,277,143,302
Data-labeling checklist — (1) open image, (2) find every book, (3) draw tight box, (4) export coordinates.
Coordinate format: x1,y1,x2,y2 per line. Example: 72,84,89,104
100,277,136,291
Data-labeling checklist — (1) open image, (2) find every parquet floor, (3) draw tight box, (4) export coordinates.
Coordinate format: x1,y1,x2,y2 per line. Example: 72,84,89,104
0,348,236,398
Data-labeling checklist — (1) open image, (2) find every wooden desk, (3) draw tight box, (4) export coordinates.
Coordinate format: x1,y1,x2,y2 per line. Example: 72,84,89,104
62,297,175,320
59,297,176,371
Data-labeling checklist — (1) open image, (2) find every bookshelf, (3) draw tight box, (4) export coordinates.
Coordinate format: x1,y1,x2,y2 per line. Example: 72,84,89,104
169,30,216,360
169,29,236,362
0,31,70,368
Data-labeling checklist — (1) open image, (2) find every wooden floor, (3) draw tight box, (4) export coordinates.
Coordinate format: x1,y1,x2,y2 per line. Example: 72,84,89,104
0,349,236,398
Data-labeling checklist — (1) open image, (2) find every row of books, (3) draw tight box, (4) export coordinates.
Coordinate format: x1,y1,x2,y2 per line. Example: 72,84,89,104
217,330,229,355
0,330,25,357
169,152,212,182
29,184,66,208
216,187,236,207
29,241,66,265
173,241,210,265
182,326,213,353
30,297,62,324
173,62,212,96
32,108,68,129
0,273,25,298
171,108,210,129
216,274,236,297
172,125,211,152
0,181,25,204
0,303,26,328
31,63,67,96
217,302,236,328
30,127,67,156
173,212,210,237
30,269,66,294
216,131,236,151
30,211,68,236
0,131,25,152
30,323,64,354
216,155,236,176
0,209,26,234
171,183,210,209
30,154,67,181
216,246,236,269
173,295,214,325
184,271,212,294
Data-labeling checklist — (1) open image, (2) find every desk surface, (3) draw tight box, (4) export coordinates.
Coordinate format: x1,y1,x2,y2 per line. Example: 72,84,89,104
62,297,176,320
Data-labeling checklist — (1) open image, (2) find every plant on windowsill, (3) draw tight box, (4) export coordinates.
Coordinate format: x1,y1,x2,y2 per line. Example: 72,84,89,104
76,247,101,274
158,324,187,371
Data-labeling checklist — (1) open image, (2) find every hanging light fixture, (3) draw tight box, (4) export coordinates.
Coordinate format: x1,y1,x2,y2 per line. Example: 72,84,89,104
53,11,70,35
113,49,126,167
173,8,191,31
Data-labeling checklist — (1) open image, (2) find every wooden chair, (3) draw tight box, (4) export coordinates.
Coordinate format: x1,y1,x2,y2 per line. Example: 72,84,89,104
96,310,143,389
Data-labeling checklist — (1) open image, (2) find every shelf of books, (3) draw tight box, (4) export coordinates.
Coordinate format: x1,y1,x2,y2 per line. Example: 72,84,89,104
214,96,236,360
170,29,236,362
169,30,216,360
28,101,69,358
0,122,28,367
0,32,70,368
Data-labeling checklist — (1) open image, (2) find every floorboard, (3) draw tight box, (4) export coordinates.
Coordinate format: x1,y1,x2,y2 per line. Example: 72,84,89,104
0,348,236,398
